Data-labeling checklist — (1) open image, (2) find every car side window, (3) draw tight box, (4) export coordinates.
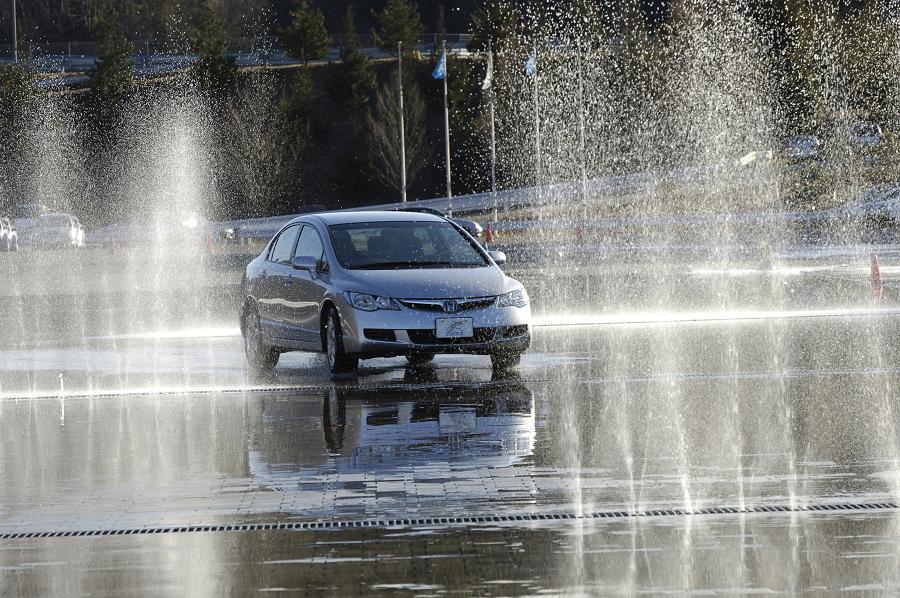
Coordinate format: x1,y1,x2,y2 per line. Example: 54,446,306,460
294,225,326,264
269,225,301,264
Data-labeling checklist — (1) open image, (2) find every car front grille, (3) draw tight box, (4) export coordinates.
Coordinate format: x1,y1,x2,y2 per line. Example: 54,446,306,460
398,297,496,313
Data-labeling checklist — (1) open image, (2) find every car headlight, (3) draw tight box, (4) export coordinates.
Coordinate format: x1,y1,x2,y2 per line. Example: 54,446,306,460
497,288,528,308
347,292,400,312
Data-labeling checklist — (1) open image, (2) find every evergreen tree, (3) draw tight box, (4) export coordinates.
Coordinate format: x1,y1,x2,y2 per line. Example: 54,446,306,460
434,4,446,56
0,64,37,213
88,3,133,119
281,0,331,65
0,64,37,122
332,6,376,125
468,0,519,52
569,0,604,47
283,70,325,161
191,0,237,93
375,0,424,54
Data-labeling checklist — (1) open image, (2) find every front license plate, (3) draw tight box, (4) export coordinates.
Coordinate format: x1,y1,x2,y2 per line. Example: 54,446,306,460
435,318,474,339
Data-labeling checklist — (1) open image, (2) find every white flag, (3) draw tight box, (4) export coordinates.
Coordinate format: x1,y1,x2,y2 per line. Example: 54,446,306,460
482,50,494,90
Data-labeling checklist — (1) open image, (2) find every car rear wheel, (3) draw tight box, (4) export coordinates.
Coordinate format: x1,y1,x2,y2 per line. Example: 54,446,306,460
406,353,435,366
491,352,521,371
244,308,279,372
325,307,359,376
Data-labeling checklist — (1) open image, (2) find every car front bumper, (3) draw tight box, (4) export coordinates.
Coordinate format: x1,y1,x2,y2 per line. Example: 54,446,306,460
337,297,532,358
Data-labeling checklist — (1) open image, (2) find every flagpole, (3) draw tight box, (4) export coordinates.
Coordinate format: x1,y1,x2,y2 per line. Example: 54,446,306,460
398,42,407,205
11,0,16,63
533,45,541,217
488,40,498,223
577,41,587,223
442,40,453,216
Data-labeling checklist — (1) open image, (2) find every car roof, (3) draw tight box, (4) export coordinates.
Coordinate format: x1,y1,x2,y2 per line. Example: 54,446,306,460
291,210,447,227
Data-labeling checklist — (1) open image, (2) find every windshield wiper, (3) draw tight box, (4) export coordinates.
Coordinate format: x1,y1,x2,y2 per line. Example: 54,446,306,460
353,261,480,270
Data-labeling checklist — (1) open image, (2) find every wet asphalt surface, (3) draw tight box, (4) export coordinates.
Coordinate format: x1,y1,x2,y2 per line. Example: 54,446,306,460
5,234,900,595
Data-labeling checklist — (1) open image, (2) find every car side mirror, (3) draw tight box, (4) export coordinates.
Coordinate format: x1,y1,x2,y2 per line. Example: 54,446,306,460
489,250,507,267
291,255,318,272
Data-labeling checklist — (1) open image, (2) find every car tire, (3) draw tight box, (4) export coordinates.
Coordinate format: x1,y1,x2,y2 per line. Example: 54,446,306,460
491,352,521,371
406,353,435,366
325,307,359,376
243,308,279,372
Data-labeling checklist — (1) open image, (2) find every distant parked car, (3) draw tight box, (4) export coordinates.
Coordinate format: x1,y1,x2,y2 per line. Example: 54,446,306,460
782,134,823,163
21,213,85,249
0,217,18,251
836,186,900,224
13,202,50,231
15,202,48,219
851,122,883,147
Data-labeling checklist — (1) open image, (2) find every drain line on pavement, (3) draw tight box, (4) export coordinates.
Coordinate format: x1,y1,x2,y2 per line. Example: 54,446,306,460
3,501,898,540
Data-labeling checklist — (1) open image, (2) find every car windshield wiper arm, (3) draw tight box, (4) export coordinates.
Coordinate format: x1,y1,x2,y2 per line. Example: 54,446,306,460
353,261,473,270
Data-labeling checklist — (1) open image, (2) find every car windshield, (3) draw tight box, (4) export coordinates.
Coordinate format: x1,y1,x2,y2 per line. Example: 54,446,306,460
854,123,879,138
329,221,489,270
42,215,71,227
790,136,818,150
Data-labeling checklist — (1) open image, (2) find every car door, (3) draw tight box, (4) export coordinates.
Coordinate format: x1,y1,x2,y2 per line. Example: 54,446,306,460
282,225,329,347
258,224,301,334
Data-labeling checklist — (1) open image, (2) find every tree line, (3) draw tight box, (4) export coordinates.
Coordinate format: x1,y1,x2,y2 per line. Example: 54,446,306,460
1,0,898,222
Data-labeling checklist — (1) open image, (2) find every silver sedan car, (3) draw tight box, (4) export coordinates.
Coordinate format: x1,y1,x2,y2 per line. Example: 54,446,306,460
239,211,531,376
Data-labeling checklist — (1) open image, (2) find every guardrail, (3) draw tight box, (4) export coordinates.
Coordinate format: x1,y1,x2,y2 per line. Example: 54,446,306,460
0,33,474,61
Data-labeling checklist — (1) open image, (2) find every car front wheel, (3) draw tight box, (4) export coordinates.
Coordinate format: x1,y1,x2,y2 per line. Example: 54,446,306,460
244,308,279,372
325,307,359,376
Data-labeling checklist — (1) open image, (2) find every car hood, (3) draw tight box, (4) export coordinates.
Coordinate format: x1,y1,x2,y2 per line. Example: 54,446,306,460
340,266,511,299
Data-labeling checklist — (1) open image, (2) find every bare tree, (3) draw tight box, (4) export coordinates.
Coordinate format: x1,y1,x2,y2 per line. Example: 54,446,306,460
365,73,428,194
221,73,296,217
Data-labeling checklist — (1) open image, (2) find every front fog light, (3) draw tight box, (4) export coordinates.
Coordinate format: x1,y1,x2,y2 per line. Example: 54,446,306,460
497,288,528,308
348,292,399,311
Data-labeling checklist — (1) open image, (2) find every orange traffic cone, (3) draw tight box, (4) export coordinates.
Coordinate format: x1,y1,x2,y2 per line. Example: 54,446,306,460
871,253,884,303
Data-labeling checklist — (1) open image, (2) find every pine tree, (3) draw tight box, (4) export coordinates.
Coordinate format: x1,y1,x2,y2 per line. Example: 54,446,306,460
332,7,376,125
281,0,331,66
88,3,133,116
191,0,237,93
434,4,446,56
0,63,37,213
569,0,603,47
283,70,325,161
375,0,424,55
468,0,519,52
